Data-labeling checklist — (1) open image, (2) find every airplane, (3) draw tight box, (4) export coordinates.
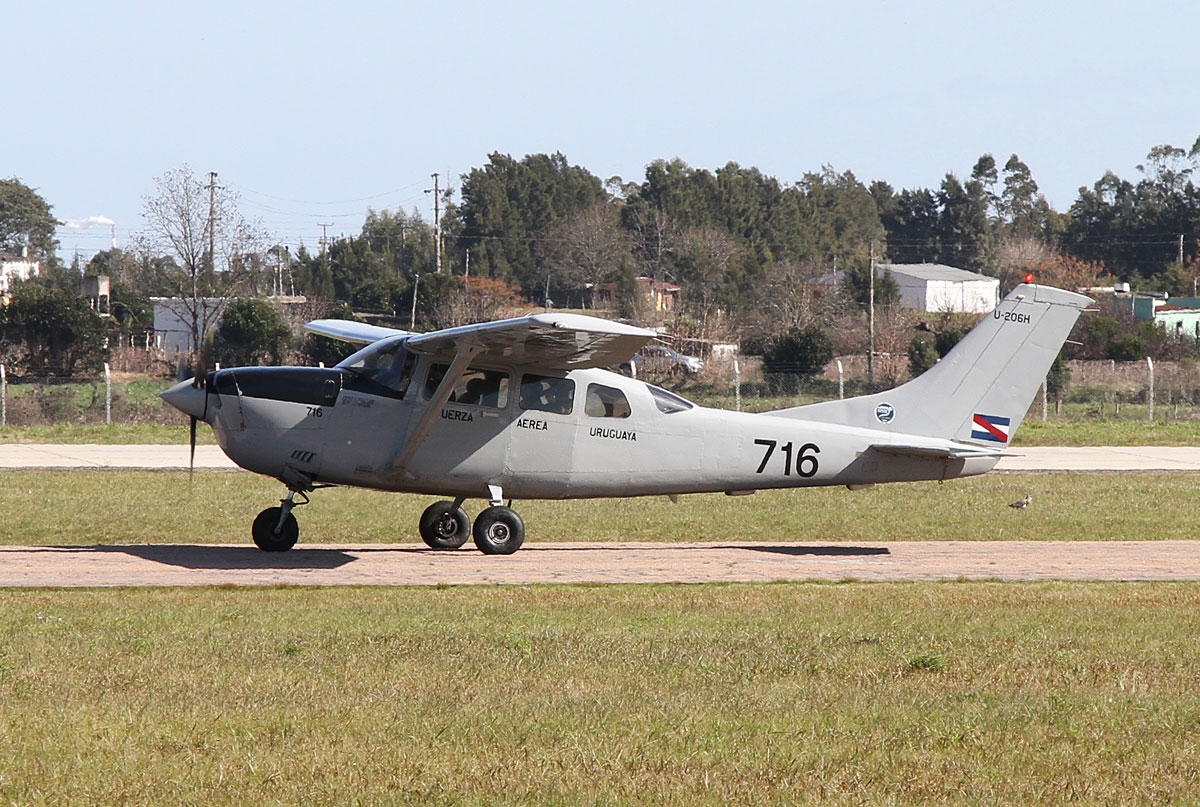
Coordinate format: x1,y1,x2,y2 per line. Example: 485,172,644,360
161,282,1091,555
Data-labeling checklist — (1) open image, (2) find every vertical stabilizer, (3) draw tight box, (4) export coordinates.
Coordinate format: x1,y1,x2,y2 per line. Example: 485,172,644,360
768,284,1091,445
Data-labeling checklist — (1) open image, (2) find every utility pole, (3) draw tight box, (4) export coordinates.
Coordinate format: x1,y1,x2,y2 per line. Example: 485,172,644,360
427,173,442,273
207,171,218,275
868,245,876,385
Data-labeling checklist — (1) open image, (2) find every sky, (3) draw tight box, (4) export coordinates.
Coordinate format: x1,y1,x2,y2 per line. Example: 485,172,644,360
8,0,1200,264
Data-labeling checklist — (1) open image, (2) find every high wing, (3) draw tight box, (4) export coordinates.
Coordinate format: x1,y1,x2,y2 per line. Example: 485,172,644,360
404,313,656,370
305,319,412,345
307,312,657,370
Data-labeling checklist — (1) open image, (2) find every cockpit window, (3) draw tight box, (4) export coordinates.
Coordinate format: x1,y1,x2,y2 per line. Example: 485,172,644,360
520,374,574,415
424,363,510,409
585,383,631,418
648,384,694,414
336,337,416,399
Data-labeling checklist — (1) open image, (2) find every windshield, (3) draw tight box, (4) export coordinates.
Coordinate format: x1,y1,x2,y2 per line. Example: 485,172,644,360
336,336,415,397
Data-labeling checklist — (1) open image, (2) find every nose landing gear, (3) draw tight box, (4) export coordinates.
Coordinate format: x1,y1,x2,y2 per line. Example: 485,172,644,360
251,489,307,552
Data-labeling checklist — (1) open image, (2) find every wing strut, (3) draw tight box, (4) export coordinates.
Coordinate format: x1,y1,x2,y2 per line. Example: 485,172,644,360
387,342,483,473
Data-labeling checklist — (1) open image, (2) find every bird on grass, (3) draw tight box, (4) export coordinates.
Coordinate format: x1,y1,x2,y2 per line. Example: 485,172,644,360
1009,494,1033,509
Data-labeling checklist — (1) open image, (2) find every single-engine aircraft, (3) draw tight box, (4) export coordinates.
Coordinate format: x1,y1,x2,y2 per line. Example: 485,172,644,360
161,282,1090,555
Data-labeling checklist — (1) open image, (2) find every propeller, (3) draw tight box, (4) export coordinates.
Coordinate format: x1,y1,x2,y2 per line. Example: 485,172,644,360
187,331,216,477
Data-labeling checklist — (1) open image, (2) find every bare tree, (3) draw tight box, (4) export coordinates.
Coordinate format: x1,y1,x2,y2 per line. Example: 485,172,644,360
538,202,630,309
676,225,739,335
135,165,269,352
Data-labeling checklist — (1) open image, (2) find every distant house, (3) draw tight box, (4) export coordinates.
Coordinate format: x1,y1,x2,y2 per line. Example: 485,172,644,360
876,263,999,313
590,277,681,313
1130,294,1200,341
0,248,40,296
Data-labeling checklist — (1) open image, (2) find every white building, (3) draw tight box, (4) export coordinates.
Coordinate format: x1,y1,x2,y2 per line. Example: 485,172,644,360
0,250,40,296
151,297,231,353
876,263,999,313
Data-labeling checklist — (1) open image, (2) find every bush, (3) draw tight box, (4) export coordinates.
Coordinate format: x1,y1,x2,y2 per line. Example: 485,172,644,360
213,299,292,367
907,337,939,377
762,326,833,376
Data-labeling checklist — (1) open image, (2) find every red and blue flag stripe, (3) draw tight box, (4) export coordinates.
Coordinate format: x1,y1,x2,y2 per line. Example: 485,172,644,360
971,413,1011,443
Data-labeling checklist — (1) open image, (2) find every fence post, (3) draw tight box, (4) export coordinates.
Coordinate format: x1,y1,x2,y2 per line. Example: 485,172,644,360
1,364,6,427
1147,356,1154,422
836,359,844,400
1042,380,1048,421
104,362,112,426
733,359,741,412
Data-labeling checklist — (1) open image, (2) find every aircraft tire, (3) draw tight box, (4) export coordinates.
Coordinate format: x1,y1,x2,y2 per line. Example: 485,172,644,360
472,506,525,555
252,507,299,552
419,501,471,549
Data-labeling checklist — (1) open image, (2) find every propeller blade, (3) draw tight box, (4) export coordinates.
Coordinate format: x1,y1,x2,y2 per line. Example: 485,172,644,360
189,415,197,477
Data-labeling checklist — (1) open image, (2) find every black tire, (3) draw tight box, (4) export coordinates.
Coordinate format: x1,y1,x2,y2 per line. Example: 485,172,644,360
419,501,471,549
472,506,525,555
252,506,299,552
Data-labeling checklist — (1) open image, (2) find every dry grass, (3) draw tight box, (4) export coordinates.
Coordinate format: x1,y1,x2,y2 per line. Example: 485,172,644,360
1,583,1198,804
0,470,1193,546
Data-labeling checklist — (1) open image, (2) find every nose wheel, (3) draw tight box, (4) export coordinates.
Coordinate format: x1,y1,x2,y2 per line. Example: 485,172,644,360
251,489,306,552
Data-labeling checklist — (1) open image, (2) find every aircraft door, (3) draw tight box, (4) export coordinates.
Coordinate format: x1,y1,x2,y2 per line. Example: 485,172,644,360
504,373,577,491
405,363,514,485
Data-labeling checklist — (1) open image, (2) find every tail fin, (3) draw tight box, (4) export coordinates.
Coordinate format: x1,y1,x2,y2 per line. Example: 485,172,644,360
769,283,1091,446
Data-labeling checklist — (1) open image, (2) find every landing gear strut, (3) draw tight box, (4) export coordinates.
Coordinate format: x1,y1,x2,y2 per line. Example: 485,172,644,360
251,490,306,552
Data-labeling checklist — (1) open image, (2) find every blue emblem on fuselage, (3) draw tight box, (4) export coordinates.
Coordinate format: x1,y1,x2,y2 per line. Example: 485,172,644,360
875,402,895,423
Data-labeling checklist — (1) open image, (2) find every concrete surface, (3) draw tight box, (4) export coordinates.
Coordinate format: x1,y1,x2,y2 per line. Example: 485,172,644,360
1,540,1198,588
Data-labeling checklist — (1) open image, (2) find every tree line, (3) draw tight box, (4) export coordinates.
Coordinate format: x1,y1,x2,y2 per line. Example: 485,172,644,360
4,138,1200,375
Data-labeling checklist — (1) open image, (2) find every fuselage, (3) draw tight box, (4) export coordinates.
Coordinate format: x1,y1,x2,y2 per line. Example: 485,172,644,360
171,346,998,502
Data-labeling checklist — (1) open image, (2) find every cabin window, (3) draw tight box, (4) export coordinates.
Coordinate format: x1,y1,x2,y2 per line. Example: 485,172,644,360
584,383,631,418
519,374,574,415
424,364,510,409
648,384,694,414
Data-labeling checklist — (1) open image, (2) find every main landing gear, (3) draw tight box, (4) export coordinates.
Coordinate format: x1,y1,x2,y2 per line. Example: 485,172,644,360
419,490,525,555
251,485,526,555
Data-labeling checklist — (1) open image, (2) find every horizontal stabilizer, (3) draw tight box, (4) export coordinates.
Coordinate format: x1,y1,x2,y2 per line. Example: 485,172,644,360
867,443,1009,460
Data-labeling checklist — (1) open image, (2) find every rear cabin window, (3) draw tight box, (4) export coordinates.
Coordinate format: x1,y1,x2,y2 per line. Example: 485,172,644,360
584,383,631,418
424,364,510,409
519,374,575,415
648,384,694,414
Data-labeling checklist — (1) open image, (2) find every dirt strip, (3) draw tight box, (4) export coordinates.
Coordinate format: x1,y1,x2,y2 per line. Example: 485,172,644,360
1,540,1197,588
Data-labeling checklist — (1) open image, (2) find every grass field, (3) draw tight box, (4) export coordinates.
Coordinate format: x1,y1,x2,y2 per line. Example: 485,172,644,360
0,469,1196,546
2,424,1198,802
2,584,1198,804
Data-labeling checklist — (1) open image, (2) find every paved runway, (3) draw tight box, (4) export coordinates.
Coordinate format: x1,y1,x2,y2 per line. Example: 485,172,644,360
1,445,1198,587
2,540,1198,588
